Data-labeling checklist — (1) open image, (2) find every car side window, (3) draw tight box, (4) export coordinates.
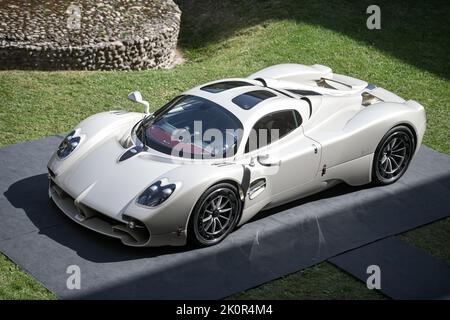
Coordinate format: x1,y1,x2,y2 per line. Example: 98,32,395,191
245,110,302,153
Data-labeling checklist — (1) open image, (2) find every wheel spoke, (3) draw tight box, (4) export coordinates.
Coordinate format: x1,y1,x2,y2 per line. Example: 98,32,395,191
219,207,232,213
387,158,393,172
202,215,212,223
392,153,404,161
218,198,230,209
215,196,223,209
383,158,389,170
216,218,223,230
381,154,388,164
204,219,213,232
392,146,406,153
219,214,230,221
390,156,399,169
390,138,397,150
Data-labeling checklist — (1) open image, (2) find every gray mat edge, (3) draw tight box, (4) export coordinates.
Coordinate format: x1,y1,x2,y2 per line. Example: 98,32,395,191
329,233,450,300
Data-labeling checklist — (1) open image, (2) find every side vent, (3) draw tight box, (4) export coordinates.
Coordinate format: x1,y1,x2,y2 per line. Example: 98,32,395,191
362,92,383,106
248,178,267,200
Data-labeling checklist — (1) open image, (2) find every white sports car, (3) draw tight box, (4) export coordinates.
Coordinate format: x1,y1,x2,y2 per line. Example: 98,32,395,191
47,64,426,247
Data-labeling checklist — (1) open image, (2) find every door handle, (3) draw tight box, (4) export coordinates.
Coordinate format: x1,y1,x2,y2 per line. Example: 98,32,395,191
257,154,281,167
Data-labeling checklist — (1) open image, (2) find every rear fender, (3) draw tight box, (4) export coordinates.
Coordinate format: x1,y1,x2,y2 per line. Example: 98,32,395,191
319,101,425,170
344,101,426,154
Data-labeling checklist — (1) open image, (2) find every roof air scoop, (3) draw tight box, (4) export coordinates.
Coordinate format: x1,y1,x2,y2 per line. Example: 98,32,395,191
254,78,267,87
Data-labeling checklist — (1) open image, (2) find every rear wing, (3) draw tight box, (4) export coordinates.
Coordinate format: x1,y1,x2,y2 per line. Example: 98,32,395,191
248,63,332,83
248,64,369,96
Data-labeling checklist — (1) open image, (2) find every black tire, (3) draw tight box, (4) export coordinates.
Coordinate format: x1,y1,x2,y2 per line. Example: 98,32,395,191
188,183,242,247
372,125,415,185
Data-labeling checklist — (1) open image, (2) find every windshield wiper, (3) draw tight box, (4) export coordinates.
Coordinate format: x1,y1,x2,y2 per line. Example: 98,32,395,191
140,119,147,149
135,116,152,149
139,103,176,147
137,95,186,150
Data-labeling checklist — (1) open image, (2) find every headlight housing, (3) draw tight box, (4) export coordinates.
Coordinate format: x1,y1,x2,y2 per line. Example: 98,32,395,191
57,129,81,159
137,180,176,207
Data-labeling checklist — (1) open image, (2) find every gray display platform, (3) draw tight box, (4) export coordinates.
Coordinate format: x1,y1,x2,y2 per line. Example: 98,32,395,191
0,136,449,299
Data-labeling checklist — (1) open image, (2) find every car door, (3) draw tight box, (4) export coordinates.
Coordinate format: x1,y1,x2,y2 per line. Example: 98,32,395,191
238,109,322,224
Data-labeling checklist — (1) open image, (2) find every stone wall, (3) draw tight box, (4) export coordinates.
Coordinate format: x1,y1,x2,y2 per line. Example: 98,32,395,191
0,0,181,70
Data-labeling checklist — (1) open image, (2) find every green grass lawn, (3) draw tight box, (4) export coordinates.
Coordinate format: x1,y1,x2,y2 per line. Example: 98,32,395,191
0,0,449,299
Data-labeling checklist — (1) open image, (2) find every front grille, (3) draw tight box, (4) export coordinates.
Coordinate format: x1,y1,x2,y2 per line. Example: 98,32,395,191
122,214,146,229
49,181,150,246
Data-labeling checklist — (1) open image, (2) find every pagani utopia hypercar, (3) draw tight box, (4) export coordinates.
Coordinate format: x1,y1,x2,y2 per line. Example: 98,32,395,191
48,64,426,247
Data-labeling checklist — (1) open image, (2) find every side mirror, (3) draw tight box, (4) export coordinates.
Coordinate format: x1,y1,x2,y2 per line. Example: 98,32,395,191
257,154,281,167
128,91,150,114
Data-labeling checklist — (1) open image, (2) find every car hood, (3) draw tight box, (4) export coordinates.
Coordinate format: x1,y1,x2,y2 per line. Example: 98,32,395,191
53,135,181,220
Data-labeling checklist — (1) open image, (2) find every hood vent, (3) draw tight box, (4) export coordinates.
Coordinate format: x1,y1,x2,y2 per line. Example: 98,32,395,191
118,145,144,162
109,110,129,115
119,132,133,149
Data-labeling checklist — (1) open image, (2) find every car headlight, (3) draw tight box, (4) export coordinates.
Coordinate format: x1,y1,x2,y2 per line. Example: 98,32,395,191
137,180,176,207
57,129,81,159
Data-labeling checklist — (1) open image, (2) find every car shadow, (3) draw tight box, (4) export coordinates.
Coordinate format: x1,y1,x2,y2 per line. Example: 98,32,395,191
3,172,370,263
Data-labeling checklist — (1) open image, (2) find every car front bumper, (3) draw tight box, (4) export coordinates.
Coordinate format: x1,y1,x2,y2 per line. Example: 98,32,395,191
48,176,186,247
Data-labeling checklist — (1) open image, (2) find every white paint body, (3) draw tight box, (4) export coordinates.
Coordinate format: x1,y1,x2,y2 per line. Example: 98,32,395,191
48,64,426,247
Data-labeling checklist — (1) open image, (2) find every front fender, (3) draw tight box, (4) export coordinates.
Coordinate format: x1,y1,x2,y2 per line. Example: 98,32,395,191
48,111,143,176
123,162,245,238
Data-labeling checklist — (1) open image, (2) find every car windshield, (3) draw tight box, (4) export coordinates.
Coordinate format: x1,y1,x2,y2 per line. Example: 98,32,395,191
137,95,243,159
